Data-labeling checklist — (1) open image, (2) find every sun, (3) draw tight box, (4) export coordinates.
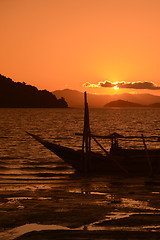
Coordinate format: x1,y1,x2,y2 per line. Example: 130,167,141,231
113,85,119,90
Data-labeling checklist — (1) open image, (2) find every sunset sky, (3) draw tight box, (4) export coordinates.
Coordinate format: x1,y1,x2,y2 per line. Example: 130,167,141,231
1,0,160,95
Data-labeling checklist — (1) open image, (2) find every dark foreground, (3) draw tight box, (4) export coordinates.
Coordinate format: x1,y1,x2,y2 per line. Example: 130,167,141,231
1,175,160,240
15,230,160,240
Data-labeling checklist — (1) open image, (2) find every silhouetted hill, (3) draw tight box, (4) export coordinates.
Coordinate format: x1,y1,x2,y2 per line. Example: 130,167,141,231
0,74,68,108
53,89,160,108
53,89,112,108
148,103,160,108
104,100,145,108
53,89,84,107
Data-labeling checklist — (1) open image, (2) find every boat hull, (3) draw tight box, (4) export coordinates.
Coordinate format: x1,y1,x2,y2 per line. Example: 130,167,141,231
26,132,160,177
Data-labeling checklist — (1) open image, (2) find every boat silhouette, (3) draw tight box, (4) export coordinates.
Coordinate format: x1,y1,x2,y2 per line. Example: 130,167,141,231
26,92,160,177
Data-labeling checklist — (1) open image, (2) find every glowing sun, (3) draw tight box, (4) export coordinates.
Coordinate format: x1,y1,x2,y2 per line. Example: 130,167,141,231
113,85,119,90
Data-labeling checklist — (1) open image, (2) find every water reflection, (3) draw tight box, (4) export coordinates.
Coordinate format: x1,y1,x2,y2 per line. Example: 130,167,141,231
0,223,70,240
1,177,160,239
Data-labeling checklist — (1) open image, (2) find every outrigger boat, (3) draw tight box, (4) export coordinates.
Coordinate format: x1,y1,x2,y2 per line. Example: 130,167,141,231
26,92,160,177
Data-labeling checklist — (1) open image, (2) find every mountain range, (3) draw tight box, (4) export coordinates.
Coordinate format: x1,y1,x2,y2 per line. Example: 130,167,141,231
53,89,160,108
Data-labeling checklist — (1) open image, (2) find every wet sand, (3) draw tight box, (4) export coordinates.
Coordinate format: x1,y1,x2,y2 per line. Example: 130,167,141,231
1,176,160,239
15,230,160,240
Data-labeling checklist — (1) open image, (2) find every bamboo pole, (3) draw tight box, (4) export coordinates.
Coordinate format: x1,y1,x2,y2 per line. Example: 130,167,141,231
76,133,160,140
91,135,109,155
141,134,153,176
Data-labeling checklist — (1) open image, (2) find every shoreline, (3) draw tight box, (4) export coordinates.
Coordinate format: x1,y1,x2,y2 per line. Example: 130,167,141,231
1,177,160,239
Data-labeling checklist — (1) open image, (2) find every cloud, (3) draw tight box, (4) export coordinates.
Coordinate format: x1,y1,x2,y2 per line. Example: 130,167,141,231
83,80,114,88
116,81,160,90
83,80,160,90
83,82,100,88
99,80,114,88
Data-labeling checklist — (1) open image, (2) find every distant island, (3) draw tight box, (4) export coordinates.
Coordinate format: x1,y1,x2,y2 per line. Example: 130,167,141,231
148,103,160,108
104,100,145,108
104,99,160,108
0,74,68,108
53,89,160,108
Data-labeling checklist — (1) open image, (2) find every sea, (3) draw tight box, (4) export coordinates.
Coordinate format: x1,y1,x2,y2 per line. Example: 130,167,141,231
0,108,160,182
0,108,160,183
1,108,160,239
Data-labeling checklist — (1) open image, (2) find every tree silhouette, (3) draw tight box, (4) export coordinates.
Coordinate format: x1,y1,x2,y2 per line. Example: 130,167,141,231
0,74,68,108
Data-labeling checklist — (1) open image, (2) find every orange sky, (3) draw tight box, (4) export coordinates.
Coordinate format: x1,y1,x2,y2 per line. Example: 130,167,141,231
1,0,160,95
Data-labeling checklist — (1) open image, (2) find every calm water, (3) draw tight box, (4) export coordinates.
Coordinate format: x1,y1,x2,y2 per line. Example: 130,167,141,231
0,108,160,183
1,108,160,239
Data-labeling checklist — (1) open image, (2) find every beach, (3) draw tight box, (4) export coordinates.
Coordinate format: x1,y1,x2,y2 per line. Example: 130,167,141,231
1,176,160,239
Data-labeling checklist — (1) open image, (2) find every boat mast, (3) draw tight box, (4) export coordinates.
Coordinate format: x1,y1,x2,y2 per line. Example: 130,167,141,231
82,92,91,173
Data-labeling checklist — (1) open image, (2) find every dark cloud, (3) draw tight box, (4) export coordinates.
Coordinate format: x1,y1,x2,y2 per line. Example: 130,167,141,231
116,81,160,90
83,80,160,90
99,80,114,88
